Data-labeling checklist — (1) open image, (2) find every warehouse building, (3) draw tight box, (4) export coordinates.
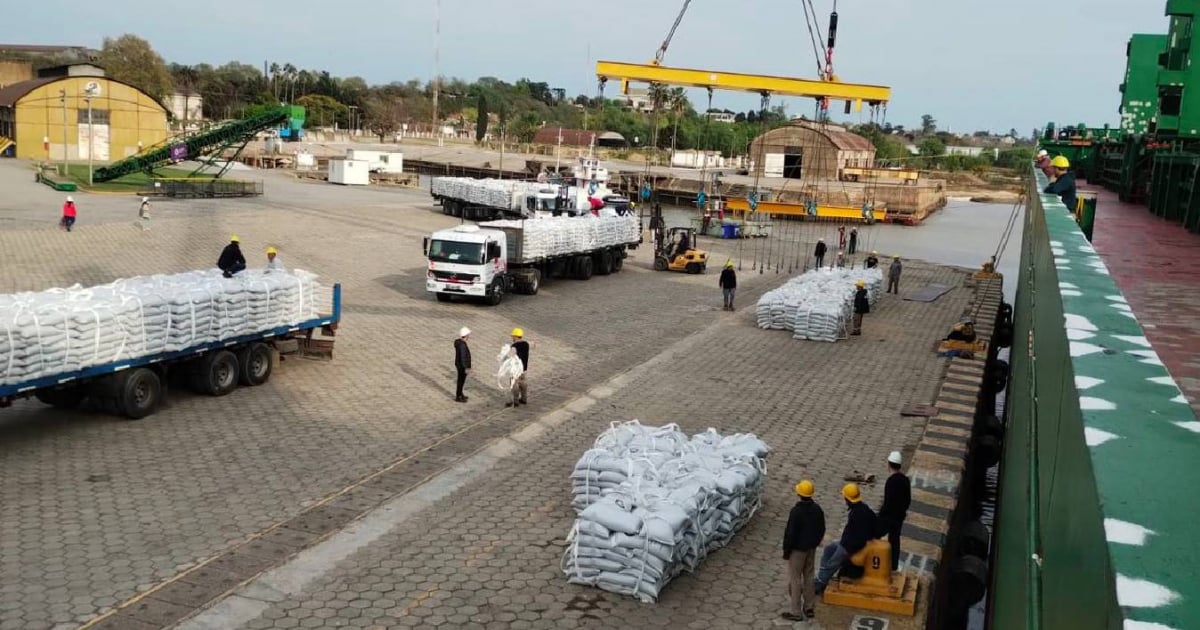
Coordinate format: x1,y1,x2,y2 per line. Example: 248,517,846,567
749,121,875,180
0,65,168,161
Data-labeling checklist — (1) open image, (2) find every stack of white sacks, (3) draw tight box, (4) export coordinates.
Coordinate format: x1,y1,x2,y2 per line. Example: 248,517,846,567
563,420,769,603
482,215,640,261
0,269,320,386
432,177,554,210
755,267,884,342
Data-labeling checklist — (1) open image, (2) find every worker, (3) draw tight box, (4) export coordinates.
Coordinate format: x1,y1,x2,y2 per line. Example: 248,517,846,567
887,256,902,294
264,246,283,273
509,328,530,406
781,480,825,623
814,483,878,595
701,210,712,236
835,250,847,269
864,250,879,269
848,227,858,254
946,318,977,342
454,327,472,403
1043,156,1077,211
217,235,247,278
877,451,912,572
814,238,827,269
138,197,151,231
851,280,869,336
60,196,77,232
837,225,847,249
675,230,691,260
719,260,737,311
1034,149,1052,177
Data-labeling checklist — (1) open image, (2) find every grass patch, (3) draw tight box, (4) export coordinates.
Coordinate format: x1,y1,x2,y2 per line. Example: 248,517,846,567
59,164,202,193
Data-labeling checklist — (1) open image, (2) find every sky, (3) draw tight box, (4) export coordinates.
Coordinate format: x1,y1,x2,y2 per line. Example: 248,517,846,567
11,0,1169,135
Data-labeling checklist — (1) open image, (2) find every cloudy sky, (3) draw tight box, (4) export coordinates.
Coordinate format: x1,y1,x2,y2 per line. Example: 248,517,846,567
15,0,1166,134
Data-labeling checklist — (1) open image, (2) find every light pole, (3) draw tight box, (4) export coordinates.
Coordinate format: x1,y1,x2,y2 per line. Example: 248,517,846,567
59,89,67,175
555,130,563,172
85,97,93,185
348,105,358,140
432,0,440,137
499,128,505,179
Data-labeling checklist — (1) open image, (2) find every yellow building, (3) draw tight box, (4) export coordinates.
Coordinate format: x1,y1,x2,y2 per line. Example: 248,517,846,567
0,71,168,162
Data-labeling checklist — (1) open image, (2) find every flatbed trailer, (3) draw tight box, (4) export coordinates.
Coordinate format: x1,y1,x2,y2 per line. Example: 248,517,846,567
0,284,342,420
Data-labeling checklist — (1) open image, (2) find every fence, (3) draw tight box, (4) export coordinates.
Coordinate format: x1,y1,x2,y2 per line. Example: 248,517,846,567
145,178,263,198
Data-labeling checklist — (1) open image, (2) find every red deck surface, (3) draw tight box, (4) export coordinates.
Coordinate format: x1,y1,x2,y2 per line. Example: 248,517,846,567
1084,182,1200,415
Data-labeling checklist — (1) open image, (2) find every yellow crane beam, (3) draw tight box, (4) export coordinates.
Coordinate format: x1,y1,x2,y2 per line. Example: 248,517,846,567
595,60,891,111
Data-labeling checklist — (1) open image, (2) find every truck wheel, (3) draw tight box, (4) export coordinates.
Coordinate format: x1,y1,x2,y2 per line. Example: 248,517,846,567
686,262,702,274
238,343,274,386
117,367,161,420
194,350,239,397
576,256,594,280
596,251,613,275
654,256,669,271
35,386,86,409
435,292,451,303
612,252,624,272
487,281,504,306
525,270,541,295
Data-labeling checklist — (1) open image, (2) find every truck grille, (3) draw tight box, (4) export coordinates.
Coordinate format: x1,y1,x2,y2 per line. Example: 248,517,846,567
431,270,478,284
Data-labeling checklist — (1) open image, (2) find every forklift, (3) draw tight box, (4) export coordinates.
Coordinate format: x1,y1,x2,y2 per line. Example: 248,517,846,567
653,225,708,274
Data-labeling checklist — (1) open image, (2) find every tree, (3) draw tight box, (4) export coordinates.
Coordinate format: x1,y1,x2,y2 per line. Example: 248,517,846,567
98,34,174,101
475,94,489,142
920,114,937,135
918,137,946,157
295,94,347,128
363,92,401,142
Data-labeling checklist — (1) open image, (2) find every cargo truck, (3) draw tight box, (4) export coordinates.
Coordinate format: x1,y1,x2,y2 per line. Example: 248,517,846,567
430,156,632,221
0,284,341,420
423,215,641,305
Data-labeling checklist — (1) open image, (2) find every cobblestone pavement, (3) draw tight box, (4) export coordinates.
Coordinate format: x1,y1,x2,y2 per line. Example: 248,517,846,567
188,263,973,630
0,175,799,630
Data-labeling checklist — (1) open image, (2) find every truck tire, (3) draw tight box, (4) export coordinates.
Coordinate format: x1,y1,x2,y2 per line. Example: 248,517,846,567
576,256,594,280
35,386,86,409
686,262,702,274
193,350,239,397
487,280,504,306
237,343,273,386
525,269,541,295
612,252,624,272
435,292,451,303
117,367,162,420
595,250,613,275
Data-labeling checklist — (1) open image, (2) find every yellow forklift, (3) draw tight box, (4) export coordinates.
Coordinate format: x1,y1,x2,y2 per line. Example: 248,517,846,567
653,226,708,274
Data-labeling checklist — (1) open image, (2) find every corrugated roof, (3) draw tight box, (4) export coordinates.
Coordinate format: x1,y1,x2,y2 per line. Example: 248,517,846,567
0,77,57,107
758,121,874,152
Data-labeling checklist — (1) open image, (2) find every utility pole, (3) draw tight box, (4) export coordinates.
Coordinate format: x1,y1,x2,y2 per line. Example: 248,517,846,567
555,130,563,172
499,128,505,179
85,97,93,186
432,0,440,139
59,88,67,176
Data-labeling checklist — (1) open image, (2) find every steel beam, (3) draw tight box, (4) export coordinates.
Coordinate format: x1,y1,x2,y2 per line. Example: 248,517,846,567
595,60,890,106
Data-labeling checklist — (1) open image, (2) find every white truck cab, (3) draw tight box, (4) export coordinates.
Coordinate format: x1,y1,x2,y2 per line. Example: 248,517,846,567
424,225,509,304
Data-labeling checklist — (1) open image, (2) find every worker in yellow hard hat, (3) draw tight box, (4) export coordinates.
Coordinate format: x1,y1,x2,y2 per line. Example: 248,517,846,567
814,483,879,596
782,480,826,622
508,327,530,407
1043,155,1077,211
218,235,246,278
719,259,738,311
852,279,870,336
264,246,284,273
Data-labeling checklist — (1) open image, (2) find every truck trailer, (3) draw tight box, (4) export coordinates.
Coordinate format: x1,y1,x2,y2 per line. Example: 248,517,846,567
0,273,341,420
424,214,641,305
430,177,631,221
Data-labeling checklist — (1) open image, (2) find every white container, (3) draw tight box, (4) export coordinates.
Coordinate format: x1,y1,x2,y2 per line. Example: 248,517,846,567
328,158,369,185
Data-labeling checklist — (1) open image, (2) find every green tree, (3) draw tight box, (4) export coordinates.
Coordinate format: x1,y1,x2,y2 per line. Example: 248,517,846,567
919,137,946,157
996,147,1035,169
920,114,937,135
363,91,400,142
475,94,489,142
295,94,347,128
98,34,174,101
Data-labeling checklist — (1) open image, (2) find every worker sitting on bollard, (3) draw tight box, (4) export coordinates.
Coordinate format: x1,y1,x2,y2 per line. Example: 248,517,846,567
815,483,878,595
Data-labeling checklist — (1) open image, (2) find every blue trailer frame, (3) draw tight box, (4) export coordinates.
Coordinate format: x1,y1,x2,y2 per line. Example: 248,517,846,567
0,284,342,402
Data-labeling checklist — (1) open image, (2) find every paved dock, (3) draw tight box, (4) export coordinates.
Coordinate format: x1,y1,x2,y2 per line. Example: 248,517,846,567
0,160,1013,630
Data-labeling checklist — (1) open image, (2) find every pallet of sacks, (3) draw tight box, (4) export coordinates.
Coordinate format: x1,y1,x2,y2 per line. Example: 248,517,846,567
562,420,769,603
0,269,320,387
482,215,640,261
754,267,884,342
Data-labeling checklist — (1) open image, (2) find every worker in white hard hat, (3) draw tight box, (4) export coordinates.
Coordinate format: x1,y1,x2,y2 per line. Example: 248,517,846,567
453,327,472,402
876,450,912,571
60,196,77,232
138,196,151,231
1035,148,1051,175
264,246,283,273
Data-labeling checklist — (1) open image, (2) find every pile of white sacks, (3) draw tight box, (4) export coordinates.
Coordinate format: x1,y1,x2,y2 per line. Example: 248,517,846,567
756,267,884,342
432,177,554,211
563,421,770,602
482,215,640,262
0,269,320,386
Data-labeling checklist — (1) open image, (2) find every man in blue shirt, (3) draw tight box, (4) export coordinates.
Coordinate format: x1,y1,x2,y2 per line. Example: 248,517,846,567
1043,155,1077,211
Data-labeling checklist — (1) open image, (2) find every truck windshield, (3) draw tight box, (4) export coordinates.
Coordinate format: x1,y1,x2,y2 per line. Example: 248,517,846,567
428,240,483,263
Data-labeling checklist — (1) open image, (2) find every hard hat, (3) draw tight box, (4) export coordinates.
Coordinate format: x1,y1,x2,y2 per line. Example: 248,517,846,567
795,480,815,498
230,234,240,243
725,259,734,268
1037,149,1048,158
818,238,824,242
66,196,73,202
511,327,524,338
855,280,866,287
871,250,878,255
1051,155,1070,168
142,197,149,202
266,246,277,255
888,451,903,465
842,483,862,503
459,327,471,338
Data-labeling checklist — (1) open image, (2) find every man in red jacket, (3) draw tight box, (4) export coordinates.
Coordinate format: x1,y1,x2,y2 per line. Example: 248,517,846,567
61,196,77,232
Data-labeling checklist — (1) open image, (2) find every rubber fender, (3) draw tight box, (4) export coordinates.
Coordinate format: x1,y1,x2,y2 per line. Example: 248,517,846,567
950,555,989,609
959,520,991,560
976,414,1005,440
997,302,1013,325
972,434,1001,468
987,359,1010,390
994,323,1013,349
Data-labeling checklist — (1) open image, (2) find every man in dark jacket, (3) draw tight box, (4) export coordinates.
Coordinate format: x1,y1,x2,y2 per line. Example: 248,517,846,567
719,260,738,311
877,451,912,571
848,227,858,254
887,256,902,294
815,483,878,594
864,250,879,269
781,480,825,622
851,280,869,336
454,327,472,402
218,235,247,278
1043,155,1078,211
814,239,827,269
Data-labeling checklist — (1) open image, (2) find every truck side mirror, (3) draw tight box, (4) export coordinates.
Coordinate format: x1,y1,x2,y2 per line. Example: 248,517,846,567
422,237,429,256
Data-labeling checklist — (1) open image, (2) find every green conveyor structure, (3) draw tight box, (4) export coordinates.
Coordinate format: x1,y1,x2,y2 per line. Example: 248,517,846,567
93,106,305,182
